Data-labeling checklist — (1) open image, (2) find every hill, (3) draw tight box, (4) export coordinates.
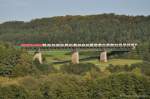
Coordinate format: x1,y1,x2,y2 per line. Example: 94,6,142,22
0,13,150,44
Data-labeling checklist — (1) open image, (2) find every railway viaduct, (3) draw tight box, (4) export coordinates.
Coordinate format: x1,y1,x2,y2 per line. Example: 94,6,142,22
20,43,138,64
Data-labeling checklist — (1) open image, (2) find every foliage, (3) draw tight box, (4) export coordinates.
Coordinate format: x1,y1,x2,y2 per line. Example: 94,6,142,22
86,73,150,99
136,42,150,61
0,65,13,77
106,62,150,77
0,43,56,77
40,74,88,99
0,73,149,99
0,14,150,44
60,63,100,75
0,84,29,99
140,62,150,76
106,64,136,73
0,43,21,67
34,59,57,75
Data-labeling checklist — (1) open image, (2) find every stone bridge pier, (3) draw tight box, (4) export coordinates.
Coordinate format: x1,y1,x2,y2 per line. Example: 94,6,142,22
33,51,43,64
71,49,79,64
71,49,108,64
100,51,107,62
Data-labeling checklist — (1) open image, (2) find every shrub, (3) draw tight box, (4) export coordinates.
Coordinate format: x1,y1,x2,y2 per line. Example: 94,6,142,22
18,76,43,98
0,84,29,99
106,64,139,73
33,57,57,74
60,63,100,75
0,65,13,76
12,64,40,77
36,63,57,74
130,62,150,76
86,73,150,99
140,62,150,76
40,74,88,99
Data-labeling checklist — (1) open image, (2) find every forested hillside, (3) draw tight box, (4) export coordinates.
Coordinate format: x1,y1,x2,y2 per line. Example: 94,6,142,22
0,13,150,43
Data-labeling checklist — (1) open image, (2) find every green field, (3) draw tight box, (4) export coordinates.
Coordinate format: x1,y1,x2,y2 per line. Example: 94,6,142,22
30,51,143,70
82,59,142,70
30,50,100,63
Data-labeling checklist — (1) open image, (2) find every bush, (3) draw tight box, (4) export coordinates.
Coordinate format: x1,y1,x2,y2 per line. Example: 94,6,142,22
18,76,43,98
60,63,100,75
140,62,150,76
0,73,149,99
0,65,13,76
33,58,57,74
86,73,150,99
106,64,132,73
106,64,144,74
0,43,37,77
0,84,29,99
130,62,150,76
40,74,88,99
12,64,40,77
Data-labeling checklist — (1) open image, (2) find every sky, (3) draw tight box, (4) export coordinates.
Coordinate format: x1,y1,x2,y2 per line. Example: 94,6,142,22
0,0,150,23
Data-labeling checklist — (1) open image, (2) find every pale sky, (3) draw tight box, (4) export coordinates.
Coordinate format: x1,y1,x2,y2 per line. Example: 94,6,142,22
0,0,150,23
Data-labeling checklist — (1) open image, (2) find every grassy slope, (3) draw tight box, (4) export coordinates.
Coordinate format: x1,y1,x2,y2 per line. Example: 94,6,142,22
83,59,142,70
31,51,142,70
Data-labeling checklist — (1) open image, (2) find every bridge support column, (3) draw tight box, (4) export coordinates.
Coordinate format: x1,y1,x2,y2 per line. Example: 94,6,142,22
33,52,43,64
71,49,79,64
100,51,107,62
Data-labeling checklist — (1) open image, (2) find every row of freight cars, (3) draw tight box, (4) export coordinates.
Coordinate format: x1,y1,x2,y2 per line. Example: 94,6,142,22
20,43,138,48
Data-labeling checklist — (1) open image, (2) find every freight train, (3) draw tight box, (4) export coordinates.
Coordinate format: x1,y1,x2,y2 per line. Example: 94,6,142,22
19,43,138,48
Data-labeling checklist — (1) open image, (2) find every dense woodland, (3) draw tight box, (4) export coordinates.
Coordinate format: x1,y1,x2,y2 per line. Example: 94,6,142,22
0,14,150,98
0,13,150,43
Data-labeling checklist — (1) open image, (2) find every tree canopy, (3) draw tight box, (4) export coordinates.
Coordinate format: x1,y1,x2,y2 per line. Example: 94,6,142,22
0,14,150,44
